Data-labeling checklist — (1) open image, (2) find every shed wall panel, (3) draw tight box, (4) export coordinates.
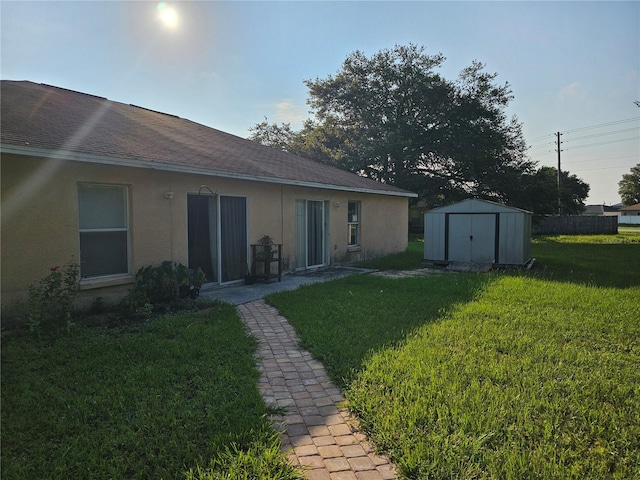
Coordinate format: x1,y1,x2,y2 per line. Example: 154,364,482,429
497,212,532,265
498,213,519,264
424,212,445,261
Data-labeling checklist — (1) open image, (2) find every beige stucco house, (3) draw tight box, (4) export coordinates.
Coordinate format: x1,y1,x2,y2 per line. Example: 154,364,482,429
1,81,416,313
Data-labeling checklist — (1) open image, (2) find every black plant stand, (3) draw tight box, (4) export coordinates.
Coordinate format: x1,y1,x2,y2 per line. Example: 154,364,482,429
251,244,282,283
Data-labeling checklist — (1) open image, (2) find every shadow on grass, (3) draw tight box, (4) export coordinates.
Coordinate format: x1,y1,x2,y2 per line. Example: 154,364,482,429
266,272,495,388
268,236,639,388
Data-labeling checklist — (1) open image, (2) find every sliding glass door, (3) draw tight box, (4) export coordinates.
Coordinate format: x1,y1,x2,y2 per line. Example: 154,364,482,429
219,196,247,282
188,194,247,284
295,200,328,269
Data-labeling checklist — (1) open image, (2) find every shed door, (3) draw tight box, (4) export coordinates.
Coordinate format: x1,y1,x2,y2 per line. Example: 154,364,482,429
448,214,496,263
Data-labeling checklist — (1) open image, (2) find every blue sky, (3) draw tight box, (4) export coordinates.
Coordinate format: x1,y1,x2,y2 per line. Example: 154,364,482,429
2,1,638,204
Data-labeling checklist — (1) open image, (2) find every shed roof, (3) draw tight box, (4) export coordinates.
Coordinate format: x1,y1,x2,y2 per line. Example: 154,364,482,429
0,81,415,198
425,198,532,214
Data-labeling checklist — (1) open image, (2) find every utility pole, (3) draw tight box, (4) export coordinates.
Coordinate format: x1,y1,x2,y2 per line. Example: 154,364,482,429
556,132,562,215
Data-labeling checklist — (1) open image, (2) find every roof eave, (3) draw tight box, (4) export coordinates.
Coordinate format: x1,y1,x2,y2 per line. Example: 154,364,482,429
0,143,417,198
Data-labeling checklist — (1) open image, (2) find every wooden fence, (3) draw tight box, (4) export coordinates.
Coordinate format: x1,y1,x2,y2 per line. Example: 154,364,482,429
534,216,618,235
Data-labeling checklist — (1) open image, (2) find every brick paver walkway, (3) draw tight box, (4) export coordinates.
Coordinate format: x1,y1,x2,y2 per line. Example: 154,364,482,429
238,299,398,480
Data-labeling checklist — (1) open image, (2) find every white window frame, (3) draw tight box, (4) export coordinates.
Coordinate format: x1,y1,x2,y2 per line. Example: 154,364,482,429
78,183,130,279
348,200,361,248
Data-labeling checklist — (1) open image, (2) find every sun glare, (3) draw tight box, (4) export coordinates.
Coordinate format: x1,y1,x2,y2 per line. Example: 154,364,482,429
157,2,178,29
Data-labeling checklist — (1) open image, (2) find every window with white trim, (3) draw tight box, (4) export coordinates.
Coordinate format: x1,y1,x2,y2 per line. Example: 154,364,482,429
348,201,360,247
78,184,129,278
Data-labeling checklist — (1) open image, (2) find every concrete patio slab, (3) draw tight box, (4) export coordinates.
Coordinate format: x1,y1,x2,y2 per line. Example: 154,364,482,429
200,267,374,305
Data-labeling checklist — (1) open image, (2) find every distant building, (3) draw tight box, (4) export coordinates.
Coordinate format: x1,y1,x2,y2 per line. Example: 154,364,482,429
583,204,621,216
620,203,640,216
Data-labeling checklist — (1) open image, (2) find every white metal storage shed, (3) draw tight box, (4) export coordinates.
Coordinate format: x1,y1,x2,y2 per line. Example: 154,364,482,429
424,199,532,266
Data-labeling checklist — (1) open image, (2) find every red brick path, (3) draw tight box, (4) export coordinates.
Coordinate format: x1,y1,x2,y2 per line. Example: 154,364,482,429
238,300,398,480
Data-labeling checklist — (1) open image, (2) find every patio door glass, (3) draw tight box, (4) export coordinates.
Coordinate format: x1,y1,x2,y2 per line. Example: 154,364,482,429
188,194,247,284
220,196,247,282
188,194,217,282
295,199,327,269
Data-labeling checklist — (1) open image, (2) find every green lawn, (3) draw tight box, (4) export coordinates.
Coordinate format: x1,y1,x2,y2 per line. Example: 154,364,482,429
267,233,640,479
1,303,300,480
354,235,424,271
531,232,640,288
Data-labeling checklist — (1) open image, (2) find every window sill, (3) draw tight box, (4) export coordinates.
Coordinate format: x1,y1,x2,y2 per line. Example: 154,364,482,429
347,245,362,253
80,274,135,291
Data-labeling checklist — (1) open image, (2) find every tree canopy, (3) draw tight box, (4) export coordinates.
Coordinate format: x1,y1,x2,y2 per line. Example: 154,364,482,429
513,167,589,215
618,163,640,206
250,44,588,212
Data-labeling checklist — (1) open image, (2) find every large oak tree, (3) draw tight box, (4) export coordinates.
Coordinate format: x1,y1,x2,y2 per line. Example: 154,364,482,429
250,45,588,210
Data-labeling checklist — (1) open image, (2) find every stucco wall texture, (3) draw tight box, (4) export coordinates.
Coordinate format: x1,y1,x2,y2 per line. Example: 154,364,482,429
2,155,408,314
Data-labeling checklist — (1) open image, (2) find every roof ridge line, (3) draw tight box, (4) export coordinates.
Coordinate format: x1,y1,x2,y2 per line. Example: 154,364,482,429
39,83,106,100
129,104,180,119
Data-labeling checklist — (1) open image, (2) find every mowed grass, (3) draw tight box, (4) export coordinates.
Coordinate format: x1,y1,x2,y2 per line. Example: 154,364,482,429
354,235,424,271
1,303,299,480
531,231,640,288
267,233,640,479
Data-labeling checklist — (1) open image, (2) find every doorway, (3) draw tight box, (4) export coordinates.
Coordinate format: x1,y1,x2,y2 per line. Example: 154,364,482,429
187,194,247,284
447,213,496,263
295,200,328,269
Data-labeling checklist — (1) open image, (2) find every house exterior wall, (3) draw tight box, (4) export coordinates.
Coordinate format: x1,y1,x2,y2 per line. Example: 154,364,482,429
1,154,408,316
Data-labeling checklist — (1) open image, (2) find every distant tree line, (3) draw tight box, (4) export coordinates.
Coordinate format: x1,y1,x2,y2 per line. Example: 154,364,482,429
618,164,640,206
249,44,589,215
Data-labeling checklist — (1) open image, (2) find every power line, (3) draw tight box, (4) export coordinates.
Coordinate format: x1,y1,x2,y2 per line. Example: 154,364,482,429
528,117,640,148
562,154,638,164
563,126,640,143
563,117,640,135
570,164,636,172
529,150,554,159
529,133,555,143
564,136,639,151
562,154,639,165
528,144,554,153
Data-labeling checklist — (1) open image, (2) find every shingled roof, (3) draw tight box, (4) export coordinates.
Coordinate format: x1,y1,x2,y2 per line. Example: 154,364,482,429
1,81,415,197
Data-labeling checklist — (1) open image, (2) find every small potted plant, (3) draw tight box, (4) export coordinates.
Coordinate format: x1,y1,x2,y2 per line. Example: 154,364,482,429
257,235,276,260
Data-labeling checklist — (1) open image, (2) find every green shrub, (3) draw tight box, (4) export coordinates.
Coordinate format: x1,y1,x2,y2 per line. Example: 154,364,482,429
27,262,79,334
119,262,207,317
